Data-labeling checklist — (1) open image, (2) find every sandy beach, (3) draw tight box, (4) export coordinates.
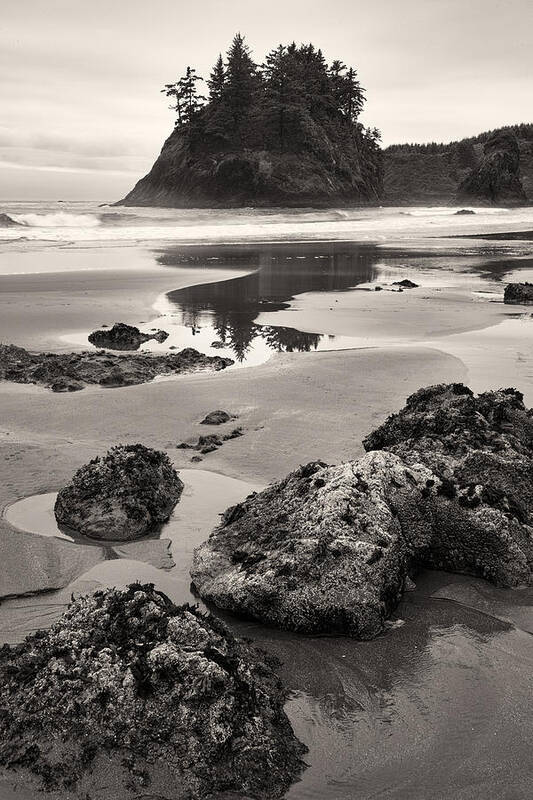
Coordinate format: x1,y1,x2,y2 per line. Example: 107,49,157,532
0,220,532,799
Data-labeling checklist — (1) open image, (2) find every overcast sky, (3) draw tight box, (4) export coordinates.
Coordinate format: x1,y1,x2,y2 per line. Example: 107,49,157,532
1,0,532,200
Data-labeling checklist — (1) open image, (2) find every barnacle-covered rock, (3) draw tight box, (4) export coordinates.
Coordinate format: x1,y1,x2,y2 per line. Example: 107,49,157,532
0,583,306,798
54,444,183,541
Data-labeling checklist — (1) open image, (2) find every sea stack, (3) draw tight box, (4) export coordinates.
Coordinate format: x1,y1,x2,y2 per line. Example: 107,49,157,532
117,35,382,208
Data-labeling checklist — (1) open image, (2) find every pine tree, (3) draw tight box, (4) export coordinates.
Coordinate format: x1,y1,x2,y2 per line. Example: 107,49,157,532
223,33,257,142
261,44,299,151
207,54,225,103
343,67,365,122
161,67,205,128
178,67,206,125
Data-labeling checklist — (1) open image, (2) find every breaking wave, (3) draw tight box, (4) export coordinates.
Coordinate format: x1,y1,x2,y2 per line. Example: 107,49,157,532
10,212,101,228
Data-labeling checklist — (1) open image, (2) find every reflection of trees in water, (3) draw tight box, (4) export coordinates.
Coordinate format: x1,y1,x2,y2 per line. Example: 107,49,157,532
164,242,379,361
259,326,321,353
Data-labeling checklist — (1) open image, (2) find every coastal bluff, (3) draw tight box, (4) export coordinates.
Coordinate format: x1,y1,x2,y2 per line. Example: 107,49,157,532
383,123,532,205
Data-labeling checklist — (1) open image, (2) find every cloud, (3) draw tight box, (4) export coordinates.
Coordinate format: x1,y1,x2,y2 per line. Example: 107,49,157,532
0,159,140,176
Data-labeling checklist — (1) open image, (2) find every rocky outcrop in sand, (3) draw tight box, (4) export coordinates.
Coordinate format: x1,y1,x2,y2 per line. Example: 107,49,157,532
392,279,418,288
364,383,533,586
192,454,436,638
0,584,306,798
201,409,235,425
88,322,169,350
504,282,533,304
192,384,533,638
54,444,183,540
0,343,234,391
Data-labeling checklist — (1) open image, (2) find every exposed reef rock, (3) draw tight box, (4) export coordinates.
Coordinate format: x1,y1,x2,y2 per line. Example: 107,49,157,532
504,282,533,305
455,208,475,215
392,279,418,288
201,409,235,425
0,343,234,391
54,444,183,540
0,584,306,798
88,322,169,351
458,132,527,205
178,427,244,456
192,384,533,638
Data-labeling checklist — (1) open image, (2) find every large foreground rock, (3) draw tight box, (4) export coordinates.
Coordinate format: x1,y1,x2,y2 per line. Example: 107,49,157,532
192,452,437,639
364,383,533,587
0,584,305,798
55,444,184,540
192,384,533,638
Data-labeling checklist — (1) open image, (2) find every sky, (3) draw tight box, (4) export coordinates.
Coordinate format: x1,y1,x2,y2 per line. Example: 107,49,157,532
1,0,532,200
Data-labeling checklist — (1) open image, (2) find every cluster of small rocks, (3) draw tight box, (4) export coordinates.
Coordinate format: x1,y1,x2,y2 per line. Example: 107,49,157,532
177,410,244,460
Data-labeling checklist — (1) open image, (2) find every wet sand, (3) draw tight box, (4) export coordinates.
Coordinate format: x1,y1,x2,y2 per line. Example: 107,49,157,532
1,236,533,799
0,246,248,351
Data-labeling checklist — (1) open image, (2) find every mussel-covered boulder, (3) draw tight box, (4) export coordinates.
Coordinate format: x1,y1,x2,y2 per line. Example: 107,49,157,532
88,322,169,350
0,584,306,798
504,282,533,305
363,383,533,586
192,452,436,639
192,384,533,639
54,444,183,540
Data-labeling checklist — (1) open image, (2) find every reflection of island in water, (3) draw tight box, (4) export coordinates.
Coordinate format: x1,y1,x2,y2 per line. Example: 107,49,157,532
160,242,379,362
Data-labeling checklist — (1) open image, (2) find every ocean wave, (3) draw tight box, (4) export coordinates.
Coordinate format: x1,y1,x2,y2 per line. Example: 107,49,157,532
10,212,101,228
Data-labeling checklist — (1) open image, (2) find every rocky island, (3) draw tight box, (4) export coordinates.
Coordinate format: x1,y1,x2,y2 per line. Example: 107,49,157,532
0,583,306,799
55,444,184,540
192,384,533,638
0,343,234,391
118,35,382,208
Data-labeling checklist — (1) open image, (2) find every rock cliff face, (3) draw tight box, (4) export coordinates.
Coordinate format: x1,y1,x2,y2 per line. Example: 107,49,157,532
55,444,184,540
191,384,533,638
0,584,306,798
457,131,527,204
383,123,532,205
118,127,382,208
